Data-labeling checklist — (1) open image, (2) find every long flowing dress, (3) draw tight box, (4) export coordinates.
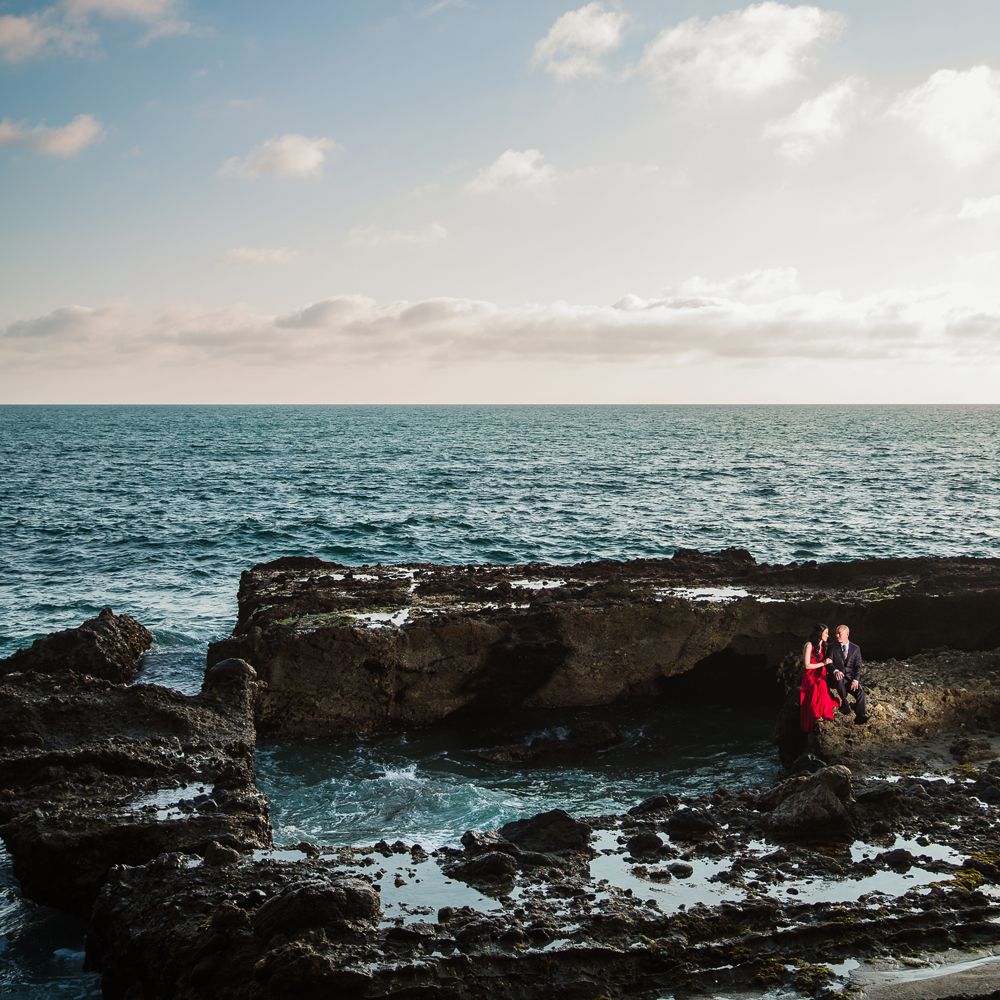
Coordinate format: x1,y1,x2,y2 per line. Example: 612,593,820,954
799,641,838,733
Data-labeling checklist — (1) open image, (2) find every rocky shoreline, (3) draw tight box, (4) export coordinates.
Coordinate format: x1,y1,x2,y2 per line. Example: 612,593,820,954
1,554,999,998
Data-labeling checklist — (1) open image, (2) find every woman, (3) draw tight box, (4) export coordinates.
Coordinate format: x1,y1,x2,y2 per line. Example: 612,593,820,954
800,623,840,733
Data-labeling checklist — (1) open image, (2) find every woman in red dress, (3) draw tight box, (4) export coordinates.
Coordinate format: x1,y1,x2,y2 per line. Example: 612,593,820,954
800,623,840,733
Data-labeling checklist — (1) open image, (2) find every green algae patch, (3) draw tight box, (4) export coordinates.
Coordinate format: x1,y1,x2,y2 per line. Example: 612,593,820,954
933,868,986,892
273,611,362,629
752,957,836,996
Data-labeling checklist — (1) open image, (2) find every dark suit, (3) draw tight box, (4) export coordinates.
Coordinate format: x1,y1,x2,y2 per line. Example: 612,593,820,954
829,639,867,720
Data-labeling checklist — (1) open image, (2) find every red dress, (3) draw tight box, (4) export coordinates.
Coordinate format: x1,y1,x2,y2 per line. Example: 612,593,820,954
799,641,838,733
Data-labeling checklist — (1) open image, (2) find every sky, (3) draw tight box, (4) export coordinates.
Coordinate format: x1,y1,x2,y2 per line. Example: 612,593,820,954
2,0,1000,403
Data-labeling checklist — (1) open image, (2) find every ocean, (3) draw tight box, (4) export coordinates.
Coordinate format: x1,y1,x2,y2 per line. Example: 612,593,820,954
1,404,998,997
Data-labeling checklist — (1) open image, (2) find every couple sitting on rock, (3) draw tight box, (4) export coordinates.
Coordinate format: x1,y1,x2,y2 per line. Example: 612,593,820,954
800,623,868,732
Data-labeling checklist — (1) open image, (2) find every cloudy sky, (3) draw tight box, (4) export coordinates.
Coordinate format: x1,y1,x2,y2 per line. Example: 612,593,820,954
2,0,1000,403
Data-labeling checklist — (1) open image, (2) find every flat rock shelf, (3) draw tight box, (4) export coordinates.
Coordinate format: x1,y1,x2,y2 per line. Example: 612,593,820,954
207,550,1000,736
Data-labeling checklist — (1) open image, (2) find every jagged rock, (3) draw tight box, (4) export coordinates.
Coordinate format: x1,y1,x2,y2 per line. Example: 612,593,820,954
498,809,592,854
252,878,381,939
628,793,680,816
82,727,1000,1000
760,765,854,839
460,829,516,854
207,554,1000,736
0,655,269,915
788,753,826,774
0,607,153,683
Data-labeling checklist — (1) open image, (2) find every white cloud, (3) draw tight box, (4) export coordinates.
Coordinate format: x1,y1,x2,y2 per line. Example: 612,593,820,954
533,2,627,81
957,195,1000,220
467,149,556,193
0,1,189,61
639,1,844,97
63,0,191,38
889,66,1000,168
218,133,340,179
0,11,94,61
763,76,863,162
0,114,104,157
676,267,801,303
5,280,998,373
419,0,466,15
347,221,448,248
223,247,297,265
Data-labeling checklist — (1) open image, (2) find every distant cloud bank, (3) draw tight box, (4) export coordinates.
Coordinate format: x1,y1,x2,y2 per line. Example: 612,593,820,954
4,275,998,374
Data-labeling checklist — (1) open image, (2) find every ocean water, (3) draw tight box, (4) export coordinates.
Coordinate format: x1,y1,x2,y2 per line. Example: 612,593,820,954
1,404,999,996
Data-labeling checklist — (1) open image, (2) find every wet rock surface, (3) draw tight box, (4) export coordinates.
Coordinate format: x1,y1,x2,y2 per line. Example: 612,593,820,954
88,754,1000,999
206,552,1000,736
0,653,271,915
470,720,623,764
0,607,153,684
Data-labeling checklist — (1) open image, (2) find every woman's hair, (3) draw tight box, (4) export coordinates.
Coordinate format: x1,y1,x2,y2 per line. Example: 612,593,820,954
807,623,828,647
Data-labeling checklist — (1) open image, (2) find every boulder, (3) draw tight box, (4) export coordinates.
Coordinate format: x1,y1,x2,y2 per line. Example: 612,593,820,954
252,878,381,939
626,831,664,856
667,808,718,840
498,809,592,854
759,765,854,839
628,793,680,816
449,851,519,884
0,607,153,684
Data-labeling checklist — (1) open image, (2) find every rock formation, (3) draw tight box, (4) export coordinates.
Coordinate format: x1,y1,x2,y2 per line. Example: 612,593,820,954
0,655,270,915
0,607,152,684
3,557,1000,999
207,552,1000,737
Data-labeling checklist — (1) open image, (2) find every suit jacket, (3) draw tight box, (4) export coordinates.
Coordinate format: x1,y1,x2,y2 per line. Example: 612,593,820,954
829,640,862,683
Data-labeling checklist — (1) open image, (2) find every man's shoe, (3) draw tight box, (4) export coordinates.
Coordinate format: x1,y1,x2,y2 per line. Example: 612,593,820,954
855,715,869,725
838,703,852,715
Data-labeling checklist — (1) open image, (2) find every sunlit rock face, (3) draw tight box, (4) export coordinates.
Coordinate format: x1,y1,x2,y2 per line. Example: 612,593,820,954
206,551,1000,737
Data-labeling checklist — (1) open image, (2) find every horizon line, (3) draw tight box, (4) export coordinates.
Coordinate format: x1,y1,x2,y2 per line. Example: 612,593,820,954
1,401,998,408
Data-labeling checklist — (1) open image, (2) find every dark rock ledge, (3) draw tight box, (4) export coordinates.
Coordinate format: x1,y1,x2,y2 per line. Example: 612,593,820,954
0,557,998,999
207,551,1000,737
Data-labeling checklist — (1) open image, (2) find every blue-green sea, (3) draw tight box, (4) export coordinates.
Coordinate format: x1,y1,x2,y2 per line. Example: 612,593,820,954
1,404,998,997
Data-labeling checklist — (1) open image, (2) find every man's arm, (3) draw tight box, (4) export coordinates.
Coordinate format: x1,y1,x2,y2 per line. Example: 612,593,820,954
849,645,862,684
830,642,846,681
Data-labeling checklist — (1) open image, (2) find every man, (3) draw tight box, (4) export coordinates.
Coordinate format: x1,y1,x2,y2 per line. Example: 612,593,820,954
829,624,868,724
